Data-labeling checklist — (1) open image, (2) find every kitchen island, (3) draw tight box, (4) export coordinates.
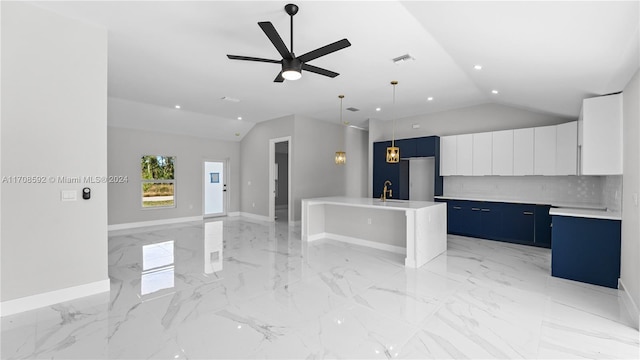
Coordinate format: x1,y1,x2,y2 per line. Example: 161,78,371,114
301,197,447,268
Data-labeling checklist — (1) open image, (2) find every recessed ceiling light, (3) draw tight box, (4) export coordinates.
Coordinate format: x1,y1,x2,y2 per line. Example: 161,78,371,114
235,133,240,137
175,105,181,109
427,97,434,101
491,90,499,94
237,116,242,120
474,64,483,70
375,107,381,112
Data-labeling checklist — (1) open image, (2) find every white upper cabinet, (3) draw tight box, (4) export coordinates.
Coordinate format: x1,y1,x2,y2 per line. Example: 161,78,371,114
513,128,534,175
534,125,557,175
492,130,514,176
581,94,623,175
440,135,457,176
472,132,492,175
556,121,578,175
456,134,473,176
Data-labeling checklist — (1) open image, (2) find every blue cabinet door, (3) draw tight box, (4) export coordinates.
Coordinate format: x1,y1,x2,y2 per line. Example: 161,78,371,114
551,216,621,288
534,205,552,246
479,202,503,240
373,141,400,198
416,136,436,157
396,138,417,158
445,200,465,234
502,204,535,243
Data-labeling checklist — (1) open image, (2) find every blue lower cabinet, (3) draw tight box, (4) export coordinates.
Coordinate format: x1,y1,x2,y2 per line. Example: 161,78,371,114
551,215,621,288
438,199,552,248
501,204,535,243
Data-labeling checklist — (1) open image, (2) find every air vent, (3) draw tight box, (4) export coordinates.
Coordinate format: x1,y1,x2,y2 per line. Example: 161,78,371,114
392,54,414,63
221,96,240,102
346,107,360,112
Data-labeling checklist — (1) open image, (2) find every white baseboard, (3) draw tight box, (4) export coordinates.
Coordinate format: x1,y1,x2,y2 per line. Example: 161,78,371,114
108,216,203,231
239,212,272,222
619,278,640,330
289,220,301,227
0,279,110,317
308,232,406,255
227,212,240,217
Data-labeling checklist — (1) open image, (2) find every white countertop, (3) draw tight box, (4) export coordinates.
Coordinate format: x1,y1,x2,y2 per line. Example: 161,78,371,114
303,196,444,211
434,195,606,210
549,207,622,221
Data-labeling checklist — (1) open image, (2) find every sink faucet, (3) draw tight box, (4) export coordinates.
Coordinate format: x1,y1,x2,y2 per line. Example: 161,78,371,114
381,180,392,202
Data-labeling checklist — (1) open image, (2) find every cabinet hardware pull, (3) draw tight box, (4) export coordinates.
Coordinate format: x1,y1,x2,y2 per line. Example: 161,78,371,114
523,211,534,215
471,208,480,211
481,209,490,212
453,206,462,210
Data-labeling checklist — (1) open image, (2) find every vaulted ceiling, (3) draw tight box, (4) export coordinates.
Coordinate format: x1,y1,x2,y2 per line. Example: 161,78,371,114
33,1,640,141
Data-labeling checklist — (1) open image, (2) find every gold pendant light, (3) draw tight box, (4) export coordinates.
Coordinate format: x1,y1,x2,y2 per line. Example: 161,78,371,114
335,95,346,165
386,81,400,163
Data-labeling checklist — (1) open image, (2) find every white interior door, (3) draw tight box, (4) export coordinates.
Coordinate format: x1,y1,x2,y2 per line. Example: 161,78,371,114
204,160,226,217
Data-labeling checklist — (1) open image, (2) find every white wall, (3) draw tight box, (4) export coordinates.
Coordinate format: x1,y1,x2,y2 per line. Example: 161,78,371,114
1,2,108,304
621,68,640,328
108,126,240,225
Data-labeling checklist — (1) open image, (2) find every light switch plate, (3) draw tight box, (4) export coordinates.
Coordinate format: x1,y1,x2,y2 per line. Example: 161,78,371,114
61,190,77,201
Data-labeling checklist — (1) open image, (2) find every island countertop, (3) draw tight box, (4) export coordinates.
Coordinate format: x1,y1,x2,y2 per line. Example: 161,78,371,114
303,196,444,211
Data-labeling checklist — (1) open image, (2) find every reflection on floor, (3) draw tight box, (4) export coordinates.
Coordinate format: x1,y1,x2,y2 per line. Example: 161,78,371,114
2,217,639,359
275,206,288,223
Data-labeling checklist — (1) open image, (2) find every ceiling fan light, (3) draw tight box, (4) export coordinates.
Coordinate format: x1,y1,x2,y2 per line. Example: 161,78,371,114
282,70,302,80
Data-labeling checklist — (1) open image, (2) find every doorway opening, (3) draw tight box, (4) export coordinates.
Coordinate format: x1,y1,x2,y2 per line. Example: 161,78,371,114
269,137,291,223
203,160,227,217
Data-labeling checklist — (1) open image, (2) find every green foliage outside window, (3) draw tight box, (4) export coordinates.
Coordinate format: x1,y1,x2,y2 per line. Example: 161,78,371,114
141,155,176,208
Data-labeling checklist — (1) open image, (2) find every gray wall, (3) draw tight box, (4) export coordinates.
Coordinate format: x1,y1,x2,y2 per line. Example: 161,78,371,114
621,68,640,327
1,2,108,301
292,116,346,221
240,115,294,218
368,103,576,196
107,126,240,225
239,114,363,221
345,127,369,198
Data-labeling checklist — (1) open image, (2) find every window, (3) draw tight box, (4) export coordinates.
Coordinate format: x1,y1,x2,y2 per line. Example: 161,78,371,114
141,155,175,208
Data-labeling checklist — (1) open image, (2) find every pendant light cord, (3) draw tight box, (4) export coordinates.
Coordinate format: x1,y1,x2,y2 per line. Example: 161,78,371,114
392,81,397,147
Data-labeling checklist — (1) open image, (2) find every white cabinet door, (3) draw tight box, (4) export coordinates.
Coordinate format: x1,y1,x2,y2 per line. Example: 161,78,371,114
581,94,622,175
513,128,534,175
439,135,457,176
472,132,492,175
456,134,473,176
556,121,577,175
492,130,514,176
534,125,557,175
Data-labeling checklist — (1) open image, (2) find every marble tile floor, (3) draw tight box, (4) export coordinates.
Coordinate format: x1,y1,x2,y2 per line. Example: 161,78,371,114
2,217,639,359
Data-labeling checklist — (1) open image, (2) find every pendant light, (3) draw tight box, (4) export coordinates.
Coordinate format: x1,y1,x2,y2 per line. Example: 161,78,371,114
335,95,346,165
386,81,400,163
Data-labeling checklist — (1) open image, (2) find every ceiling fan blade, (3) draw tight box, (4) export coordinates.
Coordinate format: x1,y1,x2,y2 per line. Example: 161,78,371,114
297,39,351,63
301,63,339,78
227,55,281,64
258,21,291,59
274,72,285,83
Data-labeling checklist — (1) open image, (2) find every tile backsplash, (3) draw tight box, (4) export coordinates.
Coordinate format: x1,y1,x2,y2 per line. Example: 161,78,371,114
443,176,622,210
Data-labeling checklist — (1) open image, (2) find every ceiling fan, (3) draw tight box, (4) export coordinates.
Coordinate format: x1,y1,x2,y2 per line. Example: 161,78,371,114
227,3,351,82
